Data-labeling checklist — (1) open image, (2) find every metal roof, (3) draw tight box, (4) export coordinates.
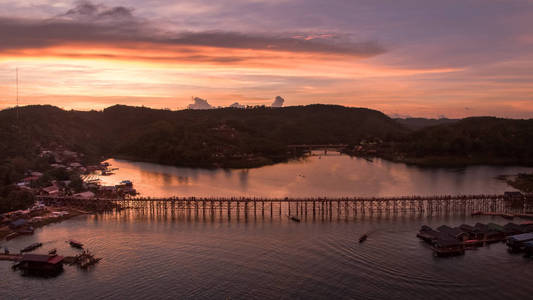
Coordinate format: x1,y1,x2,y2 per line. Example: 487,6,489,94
21,254,64,264
9,219,27,227
21,254,50,263
524,241,533,247
508,233,533,242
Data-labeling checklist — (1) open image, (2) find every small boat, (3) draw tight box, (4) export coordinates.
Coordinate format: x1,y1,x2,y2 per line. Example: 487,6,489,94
119,180,133,187
17,227,34,235
69,240,84,249
289,216,301,223
463,239,483,248
48,248,57,255
359,234,368,243
5,232,19,240
502,213,514,220
20,242,43,253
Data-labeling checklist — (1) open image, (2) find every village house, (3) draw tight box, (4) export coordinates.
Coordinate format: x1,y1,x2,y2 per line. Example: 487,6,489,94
41,185,60,196
69,162,82,168
21,175,41,185
17,254,64,273
73,191,95,199
30,172,43,177
8,218,28,230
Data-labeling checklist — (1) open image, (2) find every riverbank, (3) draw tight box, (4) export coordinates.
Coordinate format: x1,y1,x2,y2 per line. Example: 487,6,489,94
0,206,88,241
112,152,300,169
499,173,533,193
382,155,533,168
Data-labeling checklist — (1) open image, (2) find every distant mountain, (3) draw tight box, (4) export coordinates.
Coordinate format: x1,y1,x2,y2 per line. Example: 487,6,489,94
394,118,459,130
392,117,533,166
0,105,108,162
0,104,407,168
2,105,532,169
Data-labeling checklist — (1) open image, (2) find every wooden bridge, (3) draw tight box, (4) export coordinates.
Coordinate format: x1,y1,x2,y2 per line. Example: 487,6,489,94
36,194,531,219
287,144,349,156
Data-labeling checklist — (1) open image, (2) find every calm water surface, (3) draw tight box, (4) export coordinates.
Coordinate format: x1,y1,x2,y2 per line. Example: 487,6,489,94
2,156,533,299
97,155,532,197
1,213,533,299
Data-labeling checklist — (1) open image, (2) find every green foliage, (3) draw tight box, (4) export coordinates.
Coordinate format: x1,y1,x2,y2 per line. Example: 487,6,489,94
69,174,84,193
395,117,533,164
46,168,71,181
2,104,532,172
506,173,533,193
0,186,35,213
0,104,407,169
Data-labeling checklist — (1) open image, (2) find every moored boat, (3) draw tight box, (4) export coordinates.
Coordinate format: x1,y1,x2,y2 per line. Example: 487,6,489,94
432,238,465,257
5,232,19,240
20,243,43,253
506,233,533,252
463,239,483,248
69,240,84,249
502,213,514,220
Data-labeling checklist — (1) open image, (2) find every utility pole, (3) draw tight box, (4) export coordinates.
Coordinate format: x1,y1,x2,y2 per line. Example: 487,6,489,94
16,67,19,122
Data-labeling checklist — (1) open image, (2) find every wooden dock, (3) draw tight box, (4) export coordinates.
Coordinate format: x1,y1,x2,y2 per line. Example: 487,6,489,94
0,254,21,261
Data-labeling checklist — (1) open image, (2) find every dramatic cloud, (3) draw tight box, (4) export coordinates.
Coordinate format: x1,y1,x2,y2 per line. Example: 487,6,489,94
187,97,213,110
271,96,285,107
1,1,533,118
229,102,246,108
61,1,135,22
0,1,385,61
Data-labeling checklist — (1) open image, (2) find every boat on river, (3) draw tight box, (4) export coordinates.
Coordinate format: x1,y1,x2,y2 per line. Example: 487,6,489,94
289,216,301,223
359,234,368,243
432,238,465,257
20,243,43,253
69,240,84,249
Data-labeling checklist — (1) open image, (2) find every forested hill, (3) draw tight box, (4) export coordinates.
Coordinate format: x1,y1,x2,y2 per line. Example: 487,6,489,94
394,118,459,130
391,117,533,166
2,105,532,169
0,104,406,168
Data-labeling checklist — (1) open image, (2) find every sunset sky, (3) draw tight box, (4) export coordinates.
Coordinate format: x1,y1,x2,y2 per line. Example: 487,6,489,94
1,0,533,118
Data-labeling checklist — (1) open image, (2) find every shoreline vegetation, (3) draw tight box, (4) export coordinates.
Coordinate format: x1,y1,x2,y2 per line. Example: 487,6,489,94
1,104,532,233
2,104,532,170
498,173,533,194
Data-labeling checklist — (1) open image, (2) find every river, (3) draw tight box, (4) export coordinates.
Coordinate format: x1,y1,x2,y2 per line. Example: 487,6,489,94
95,155,531,197
1,155,533,299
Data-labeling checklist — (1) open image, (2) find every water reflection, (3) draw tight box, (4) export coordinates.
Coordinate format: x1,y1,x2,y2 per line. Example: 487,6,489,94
3,211,533,299
96,156,533,198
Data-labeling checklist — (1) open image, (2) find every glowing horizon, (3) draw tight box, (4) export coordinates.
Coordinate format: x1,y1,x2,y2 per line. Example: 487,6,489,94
1,0,533,118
